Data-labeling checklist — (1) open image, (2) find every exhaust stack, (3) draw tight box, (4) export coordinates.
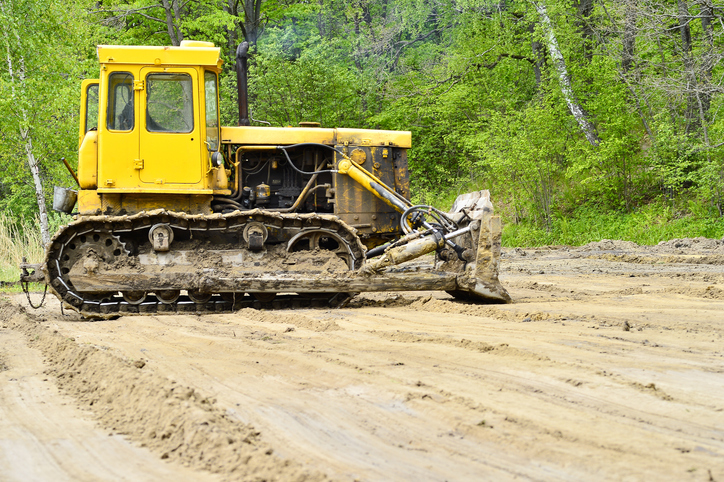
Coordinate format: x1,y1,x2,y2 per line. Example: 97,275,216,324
236,42,250,126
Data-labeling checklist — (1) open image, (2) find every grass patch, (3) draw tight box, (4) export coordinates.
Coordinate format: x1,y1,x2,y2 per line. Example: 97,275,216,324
502,203,724,247
0,214,46,285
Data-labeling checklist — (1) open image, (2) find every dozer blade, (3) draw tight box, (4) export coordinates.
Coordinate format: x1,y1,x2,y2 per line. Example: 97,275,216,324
448,205,511,302
440,190,510,303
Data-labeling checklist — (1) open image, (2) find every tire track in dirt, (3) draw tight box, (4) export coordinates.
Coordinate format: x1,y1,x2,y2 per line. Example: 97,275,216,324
0,301,327,482
4,238,724,481
338,295,724,467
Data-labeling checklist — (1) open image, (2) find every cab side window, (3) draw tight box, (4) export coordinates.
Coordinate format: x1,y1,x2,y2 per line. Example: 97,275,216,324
204,71,219,151
146,73,193,133
107,72,134,131
85,84,99,133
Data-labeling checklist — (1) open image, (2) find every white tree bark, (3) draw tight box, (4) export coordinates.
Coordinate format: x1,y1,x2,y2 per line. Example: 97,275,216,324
1,0,51,245
20,127,50,245
533,1,600,147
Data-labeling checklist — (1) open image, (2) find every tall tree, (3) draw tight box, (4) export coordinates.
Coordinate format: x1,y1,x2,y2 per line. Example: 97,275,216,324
0,0,49,242
533,1,600,147
99,0,186,46
0,0,91,241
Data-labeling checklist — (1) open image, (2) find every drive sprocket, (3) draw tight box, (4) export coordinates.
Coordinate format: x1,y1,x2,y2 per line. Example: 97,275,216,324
56,231,129,301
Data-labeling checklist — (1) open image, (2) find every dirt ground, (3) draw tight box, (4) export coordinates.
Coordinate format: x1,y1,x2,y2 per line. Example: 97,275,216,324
2,237,724,481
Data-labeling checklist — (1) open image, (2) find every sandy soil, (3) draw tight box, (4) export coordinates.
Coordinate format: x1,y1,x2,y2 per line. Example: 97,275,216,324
2,237,724,481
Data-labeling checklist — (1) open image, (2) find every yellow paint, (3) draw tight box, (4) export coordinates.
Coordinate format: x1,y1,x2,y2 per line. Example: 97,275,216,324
350,148,367,165
338,128,411,148
78,79,99,148
77,189,102,215
209,165,229,191
179,40,215,48
98,193,212,215
97,187,212,194
80,41,413,219
337,158,401,212
221,126,411,148
95,43,223,195
77,130,98,189
97,44,221,68
138,67,202,185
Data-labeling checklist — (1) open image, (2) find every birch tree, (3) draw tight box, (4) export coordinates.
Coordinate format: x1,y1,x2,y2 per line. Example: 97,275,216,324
0,0,90,241
0,0,50,243
532,0,600,147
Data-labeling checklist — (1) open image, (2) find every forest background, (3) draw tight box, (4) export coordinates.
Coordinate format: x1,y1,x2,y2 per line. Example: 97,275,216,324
1,0,724,262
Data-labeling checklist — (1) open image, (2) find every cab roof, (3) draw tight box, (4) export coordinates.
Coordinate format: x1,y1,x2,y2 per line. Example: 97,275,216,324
96,41,222,69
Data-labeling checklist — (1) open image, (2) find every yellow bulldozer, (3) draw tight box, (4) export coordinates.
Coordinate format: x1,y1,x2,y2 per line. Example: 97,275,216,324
20,40,509,316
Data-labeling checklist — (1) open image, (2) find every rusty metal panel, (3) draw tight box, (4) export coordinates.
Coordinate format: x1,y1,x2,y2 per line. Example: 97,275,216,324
392,148,410,201
333,145,401,239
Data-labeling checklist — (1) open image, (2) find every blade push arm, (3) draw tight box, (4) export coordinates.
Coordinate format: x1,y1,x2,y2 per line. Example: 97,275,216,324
337,155,468,258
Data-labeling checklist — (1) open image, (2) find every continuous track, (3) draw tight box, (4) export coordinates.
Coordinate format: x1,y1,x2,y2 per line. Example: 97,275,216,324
45,209,365,318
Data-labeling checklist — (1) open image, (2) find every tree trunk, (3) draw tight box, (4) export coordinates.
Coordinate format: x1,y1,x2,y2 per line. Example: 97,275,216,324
575,0,594,61
21,128,51,245
225,0,240,62
172,0,183,44
529,22,543,87
699,0,714,120
160,0,183,46
621,0,637,74
677,0,699,134
0,3,51,244
534,1,600,147
617,1,655,140
317,0,324,38
239,0,263,46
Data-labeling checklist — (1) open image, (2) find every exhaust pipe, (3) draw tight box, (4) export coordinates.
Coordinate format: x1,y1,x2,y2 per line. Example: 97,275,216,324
236,41,250,126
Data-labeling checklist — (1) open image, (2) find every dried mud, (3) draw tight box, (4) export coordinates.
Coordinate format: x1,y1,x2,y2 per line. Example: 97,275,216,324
2,237,724,481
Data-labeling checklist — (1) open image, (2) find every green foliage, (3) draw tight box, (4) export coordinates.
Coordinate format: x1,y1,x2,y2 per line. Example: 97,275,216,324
2,0,724,244
249,30,364,127
476,97,583,228
0,212,69,282
0,0,97,220
503,202,724,247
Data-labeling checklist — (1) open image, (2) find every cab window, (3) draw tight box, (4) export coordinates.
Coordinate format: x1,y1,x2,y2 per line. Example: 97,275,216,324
146,73,193,133
204,71,219,151
85,84,99,133
107,72,134,131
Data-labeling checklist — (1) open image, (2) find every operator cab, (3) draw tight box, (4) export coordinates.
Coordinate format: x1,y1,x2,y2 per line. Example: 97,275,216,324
75,41,227,215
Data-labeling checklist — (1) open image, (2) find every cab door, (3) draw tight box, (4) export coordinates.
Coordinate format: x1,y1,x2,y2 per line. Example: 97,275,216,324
139,67,202,186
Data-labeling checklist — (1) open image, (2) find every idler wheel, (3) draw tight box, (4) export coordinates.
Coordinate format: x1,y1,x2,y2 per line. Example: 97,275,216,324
156,290,181,304
287,229,355,269
243,222,268,251
122,291,147,305
148,224,174,252
188,290,213,304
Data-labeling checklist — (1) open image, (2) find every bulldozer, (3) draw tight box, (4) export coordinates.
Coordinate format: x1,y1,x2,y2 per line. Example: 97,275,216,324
20,40,510,317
